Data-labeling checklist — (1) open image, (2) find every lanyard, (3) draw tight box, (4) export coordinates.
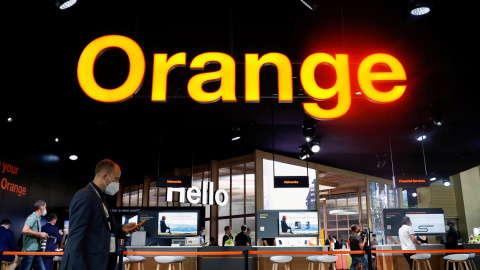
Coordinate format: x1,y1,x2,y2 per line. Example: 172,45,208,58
90,183,111,230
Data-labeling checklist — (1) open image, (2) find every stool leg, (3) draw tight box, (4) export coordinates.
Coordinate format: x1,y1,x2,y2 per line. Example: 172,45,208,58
156,263,160,270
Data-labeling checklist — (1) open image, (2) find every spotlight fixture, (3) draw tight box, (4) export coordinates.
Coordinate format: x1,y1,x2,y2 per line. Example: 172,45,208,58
7,117,13,122
299,0,319,11
428,104,444,126
309,140,321,153
56,0,77,10
443,178,451,187
69,154,78,161
54,138,60,143
231,126,241,141
377,153,387,168
408,0,431,16
429,172,437,181
412,192,417,198
299,145,313,160
414,125,427,141
302,123,315,142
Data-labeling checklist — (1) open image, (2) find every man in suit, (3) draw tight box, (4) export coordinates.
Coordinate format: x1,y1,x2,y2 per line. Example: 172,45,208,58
59,159,139,270
42,214,63,270
0,219,21,270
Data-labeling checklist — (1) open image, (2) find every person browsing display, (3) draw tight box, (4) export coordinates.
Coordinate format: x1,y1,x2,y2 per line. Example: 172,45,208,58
349,224,368,270
398,216,421,269
59,159,141,270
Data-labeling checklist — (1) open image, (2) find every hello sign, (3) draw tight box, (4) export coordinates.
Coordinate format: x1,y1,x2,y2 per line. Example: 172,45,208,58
77,35,407,120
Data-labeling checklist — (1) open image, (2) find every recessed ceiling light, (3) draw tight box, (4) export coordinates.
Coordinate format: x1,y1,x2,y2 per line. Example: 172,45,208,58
56,0,77,10
55,138,60,143
69,155,78,161
7,117,13,122
412,192,417,197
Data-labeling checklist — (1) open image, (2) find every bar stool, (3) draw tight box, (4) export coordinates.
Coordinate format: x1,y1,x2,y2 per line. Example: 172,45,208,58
306,255,319,270
126,255,146,270
467,253,477,270
117,257,130,270
317,255,338,270
52,256,62,269
270,255,292,270
172,256,186,270
411,253,432,270
1,261,12,270
443,254,470,270
154,256,177,270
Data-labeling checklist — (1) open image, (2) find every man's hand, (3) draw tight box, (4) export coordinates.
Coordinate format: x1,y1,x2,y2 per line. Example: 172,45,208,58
122,222,140,234
416,240,422,246
39,232,49,239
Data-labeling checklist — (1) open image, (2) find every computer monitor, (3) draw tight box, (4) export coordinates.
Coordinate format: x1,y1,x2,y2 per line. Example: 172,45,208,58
185,236,201,246
171,238,186,246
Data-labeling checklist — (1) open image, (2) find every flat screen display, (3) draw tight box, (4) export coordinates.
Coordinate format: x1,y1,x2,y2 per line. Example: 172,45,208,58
278,211,318,236
406,209,445,235
157,212,198,236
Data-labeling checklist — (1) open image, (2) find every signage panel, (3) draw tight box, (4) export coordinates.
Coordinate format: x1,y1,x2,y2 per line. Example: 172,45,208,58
274,176,309,188
157,175,192,188
395,178,430,188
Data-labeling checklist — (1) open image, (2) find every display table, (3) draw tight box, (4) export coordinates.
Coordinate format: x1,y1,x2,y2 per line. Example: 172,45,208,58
126,246,200,270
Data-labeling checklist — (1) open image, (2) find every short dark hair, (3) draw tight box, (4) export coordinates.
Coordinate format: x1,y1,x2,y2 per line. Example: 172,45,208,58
48,213,58,222
447,220,455,226
224,225,231,232
401,216,411,225
209,237,215,241
1,219,11,225
351,224,358,232
241,225,247,231
33,200,46,211
95,159,118,176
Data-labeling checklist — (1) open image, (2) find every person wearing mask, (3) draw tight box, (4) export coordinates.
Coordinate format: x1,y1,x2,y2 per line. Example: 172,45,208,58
0,219,21,270
332,236,340,250
349,224,368,270
234,225,250,246
199,227,208,246
325,234,332,250
222,225,233,246
59,159,139,270
18,200,50,270
398,216,421,269
441,220,459,269
42,213,64,270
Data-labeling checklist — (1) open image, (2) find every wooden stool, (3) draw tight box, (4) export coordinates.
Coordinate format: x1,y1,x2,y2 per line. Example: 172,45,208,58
1,262,12,270
270,256,292,270
172,256,186,270
411,253,432,270
467,253,477,270
444,254,470,270
126,255,146,270
154,256,177,270
317,255,338,270
117,257,130,270
306,255,319,270
52,256,62,269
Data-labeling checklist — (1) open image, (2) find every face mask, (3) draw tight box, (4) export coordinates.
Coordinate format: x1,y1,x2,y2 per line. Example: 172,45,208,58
104,174,120,196
42,208,47,216
446,225,450,231
201,232,205,235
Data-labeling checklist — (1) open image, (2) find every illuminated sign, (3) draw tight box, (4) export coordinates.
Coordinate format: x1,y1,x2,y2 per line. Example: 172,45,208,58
1,178,27,197
166,180,228,206
77,35,407,120
157,175,192,188
274,176,310,188
395,178,430,188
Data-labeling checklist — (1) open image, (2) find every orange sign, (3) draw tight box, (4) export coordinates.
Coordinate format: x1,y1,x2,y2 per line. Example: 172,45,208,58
77,35,407,120
1,177,27,197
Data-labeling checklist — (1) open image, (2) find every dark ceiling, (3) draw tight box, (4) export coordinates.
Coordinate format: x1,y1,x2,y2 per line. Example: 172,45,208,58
1,0,479,186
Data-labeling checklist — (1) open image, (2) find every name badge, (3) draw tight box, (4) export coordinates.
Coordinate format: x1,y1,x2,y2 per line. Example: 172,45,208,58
110,233,116,253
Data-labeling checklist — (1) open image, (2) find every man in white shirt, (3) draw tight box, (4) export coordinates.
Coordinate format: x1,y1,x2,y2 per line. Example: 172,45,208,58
398,216,421,269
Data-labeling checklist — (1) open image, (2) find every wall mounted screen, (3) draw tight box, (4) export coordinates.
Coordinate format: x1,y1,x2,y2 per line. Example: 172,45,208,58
278,211,318,236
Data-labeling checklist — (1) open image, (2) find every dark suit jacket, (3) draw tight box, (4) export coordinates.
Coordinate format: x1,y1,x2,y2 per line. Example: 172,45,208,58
0,226,17,262
59,182,125,270
41,222,63,257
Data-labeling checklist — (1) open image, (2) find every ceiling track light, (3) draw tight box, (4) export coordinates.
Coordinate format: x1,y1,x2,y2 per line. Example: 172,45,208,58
408,0,432,16
412,192,417,197
377,152,387,168
429,171,437,181
302,122,316,143
299,145,313,160
443,178,451,187
428,103,444,126
231,126,241,141
414,125,427,141
56,0,77,10
299,0,320,11
309,140,321,153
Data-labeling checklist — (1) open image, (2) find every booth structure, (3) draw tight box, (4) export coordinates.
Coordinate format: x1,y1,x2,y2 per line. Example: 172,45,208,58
115,150,480,270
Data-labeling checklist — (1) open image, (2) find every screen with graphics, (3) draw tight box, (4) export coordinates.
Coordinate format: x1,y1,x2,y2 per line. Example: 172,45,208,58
157,211,198,236
278,211,318,236
406,210,445,235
